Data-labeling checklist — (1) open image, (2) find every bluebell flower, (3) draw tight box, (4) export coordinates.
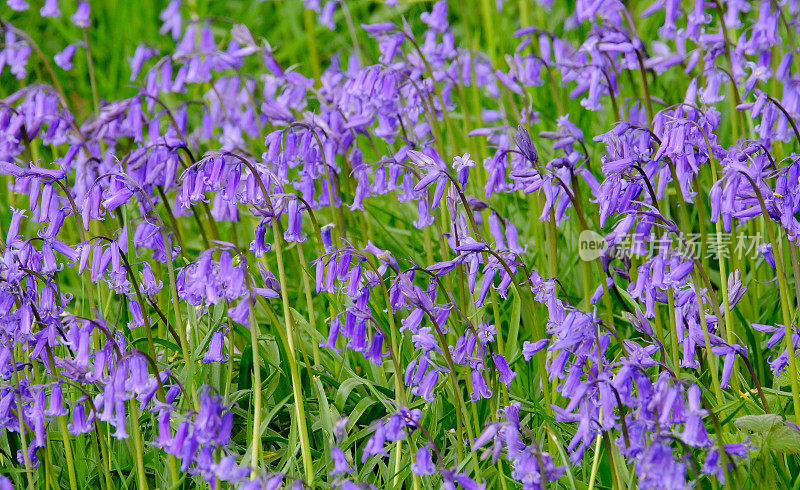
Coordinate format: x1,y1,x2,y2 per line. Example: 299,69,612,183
363,331,385,365
635,441,686,489
67,400,93,435
54,44,77,70
492,353,517,388
330,447,354,476
39,0,59,16
680,385,710,447
420,1,448,32
515,125,538,164
411,444,436,475
7,0,28,11
70,1,90,27
0,475,13,490
203,330,228,363
441,468,485,490
412,369,438,402
469,370,493,402
45,384,68,417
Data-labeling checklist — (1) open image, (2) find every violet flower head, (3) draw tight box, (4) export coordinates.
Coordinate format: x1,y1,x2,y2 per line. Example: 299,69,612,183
54,44,77,70
71,1,91,28
420,1,449,32
318,1,337,30
411,444,436,475
635,441,686,489
40,0,59,17
469,370,493,401
330,447,353,476
7,0,28,11
516,124,539,164
203,330,228,363
492,353,517,388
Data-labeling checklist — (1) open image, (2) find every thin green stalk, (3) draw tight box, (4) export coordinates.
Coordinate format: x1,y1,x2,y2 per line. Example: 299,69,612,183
95,423,113,490
303,9,321,83
545,207,558,278
247,302,263,473
788,242,800,323
708,164,739,391
57,416,78,490
479,0,496,60
82,29,100,115
339,0,363,65
635,51,654,122
519,0,530,27
422,226,435,265
766,228,800,423
668,286,681,376
296,243,321,365
691,273,725,405
602,433,622,490
129,400,149,490
225,315,236,398
11,353,35,490
271,225,314,482
743,174,800,423
652,304,668,365
580,255,593,310
155,210,196,408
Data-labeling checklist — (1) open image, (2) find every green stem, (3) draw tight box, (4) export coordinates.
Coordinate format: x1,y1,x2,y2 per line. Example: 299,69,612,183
691,273,725,405
743,173,800,423
296,243,321,366
708,164,739,392
82,29,100,114
11,352,36,490
271,225,314,482
587,435,602,490
247,302,263,473
667,289,681,375
479,0,497,60
303,9,321,84
602,433,622,490
57,416,78,490
129,400,149,490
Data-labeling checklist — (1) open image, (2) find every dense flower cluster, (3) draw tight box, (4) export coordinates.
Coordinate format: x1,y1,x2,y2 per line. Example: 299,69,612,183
3,0,800,488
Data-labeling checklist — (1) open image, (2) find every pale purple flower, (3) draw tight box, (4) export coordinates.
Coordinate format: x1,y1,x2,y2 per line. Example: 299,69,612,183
411,445,436,475
71,1,90,28
40,0,60,16
54,44,77,70
7,0,28,11
330,447,353,476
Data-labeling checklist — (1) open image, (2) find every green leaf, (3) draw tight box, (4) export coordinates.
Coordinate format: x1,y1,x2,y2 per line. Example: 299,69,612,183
312,376,335,441
237,347,253,392
766,424,800,454
734,413,782,433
